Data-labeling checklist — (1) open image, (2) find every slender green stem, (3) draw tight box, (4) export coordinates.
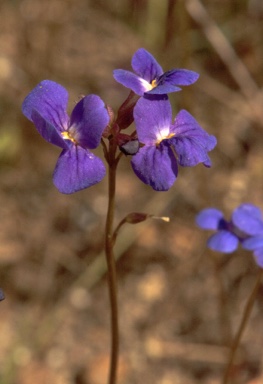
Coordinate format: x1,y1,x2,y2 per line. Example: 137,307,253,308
105,150,119,384
222,268,263,384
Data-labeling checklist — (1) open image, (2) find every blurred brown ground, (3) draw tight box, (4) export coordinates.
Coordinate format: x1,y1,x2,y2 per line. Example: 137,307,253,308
1,0,263,383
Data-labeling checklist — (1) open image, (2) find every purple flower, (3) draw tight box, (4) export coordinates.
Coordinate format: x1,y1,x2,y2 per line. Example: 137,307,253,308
22,80,109,194
196,204,263,253
131,96,216,191
113,48,199,96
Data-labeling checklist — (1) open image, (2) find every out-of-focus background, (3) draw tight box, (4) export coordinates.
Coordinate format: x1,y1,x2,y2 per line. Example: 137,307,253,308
1,0,263,383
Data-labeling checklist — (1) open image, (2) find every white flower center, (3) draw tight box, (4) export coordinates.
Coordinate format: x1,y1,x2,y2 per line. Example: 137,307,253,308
140,78,157,92
155,128,175,145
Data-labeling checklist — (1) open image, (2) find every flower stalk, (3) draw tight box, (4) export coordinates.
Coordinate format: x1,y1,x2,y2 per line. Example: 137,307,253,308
222,268,263,384
104,139,119,384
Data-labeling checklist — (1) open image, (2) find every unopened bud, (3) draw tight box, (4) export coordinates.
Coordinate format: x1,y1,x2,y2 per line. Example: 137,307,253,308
125,212,149,224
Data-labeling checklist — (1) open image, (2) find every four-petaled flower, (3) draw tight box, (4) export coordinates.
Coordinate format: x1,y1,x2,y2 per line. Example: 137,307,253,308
22,80,109,194
131,96,216,191
113,48,199,96
196,204,263,254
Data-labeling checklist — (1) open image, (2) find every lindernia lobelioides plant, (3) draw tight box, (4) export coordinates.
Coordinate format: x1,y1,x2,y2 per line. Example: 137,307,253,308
22,48,216,384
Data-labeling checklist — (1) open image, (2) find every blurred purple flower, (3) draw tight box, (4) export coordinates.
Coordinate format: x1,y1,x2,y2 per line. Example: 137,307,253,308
242,235,263,268
113,48,199,96
196,203,263,254
131,96,216,191
22,80,109,194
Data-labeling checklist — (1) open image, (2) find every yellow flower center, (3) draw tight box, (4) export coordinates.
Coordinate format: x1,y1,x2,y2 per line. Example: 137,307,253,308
61,130,78,145
151,79,158,88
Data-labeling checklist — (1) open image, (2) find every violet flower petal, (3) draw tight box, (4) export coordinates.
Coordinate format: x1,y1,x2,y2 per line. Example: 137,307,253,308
133,96,171,145
131,144,178,191
196,208,225,230
113,70,151,96
22,80,69,132
170,110,217,167
146,83,182,94
147,69,199,95
131,48,163,82
70,94,109,149
31,110,69,149
253,248,263,268
158,69,199,86
232,203,263,236
242,236,263,251
207,231,239,253
53,146,106,194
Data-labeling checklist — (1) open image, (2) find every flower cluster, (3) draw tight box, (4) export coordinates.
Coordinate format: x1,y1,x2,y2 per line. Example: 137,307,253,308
196,203,263,267
22,48,216,193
